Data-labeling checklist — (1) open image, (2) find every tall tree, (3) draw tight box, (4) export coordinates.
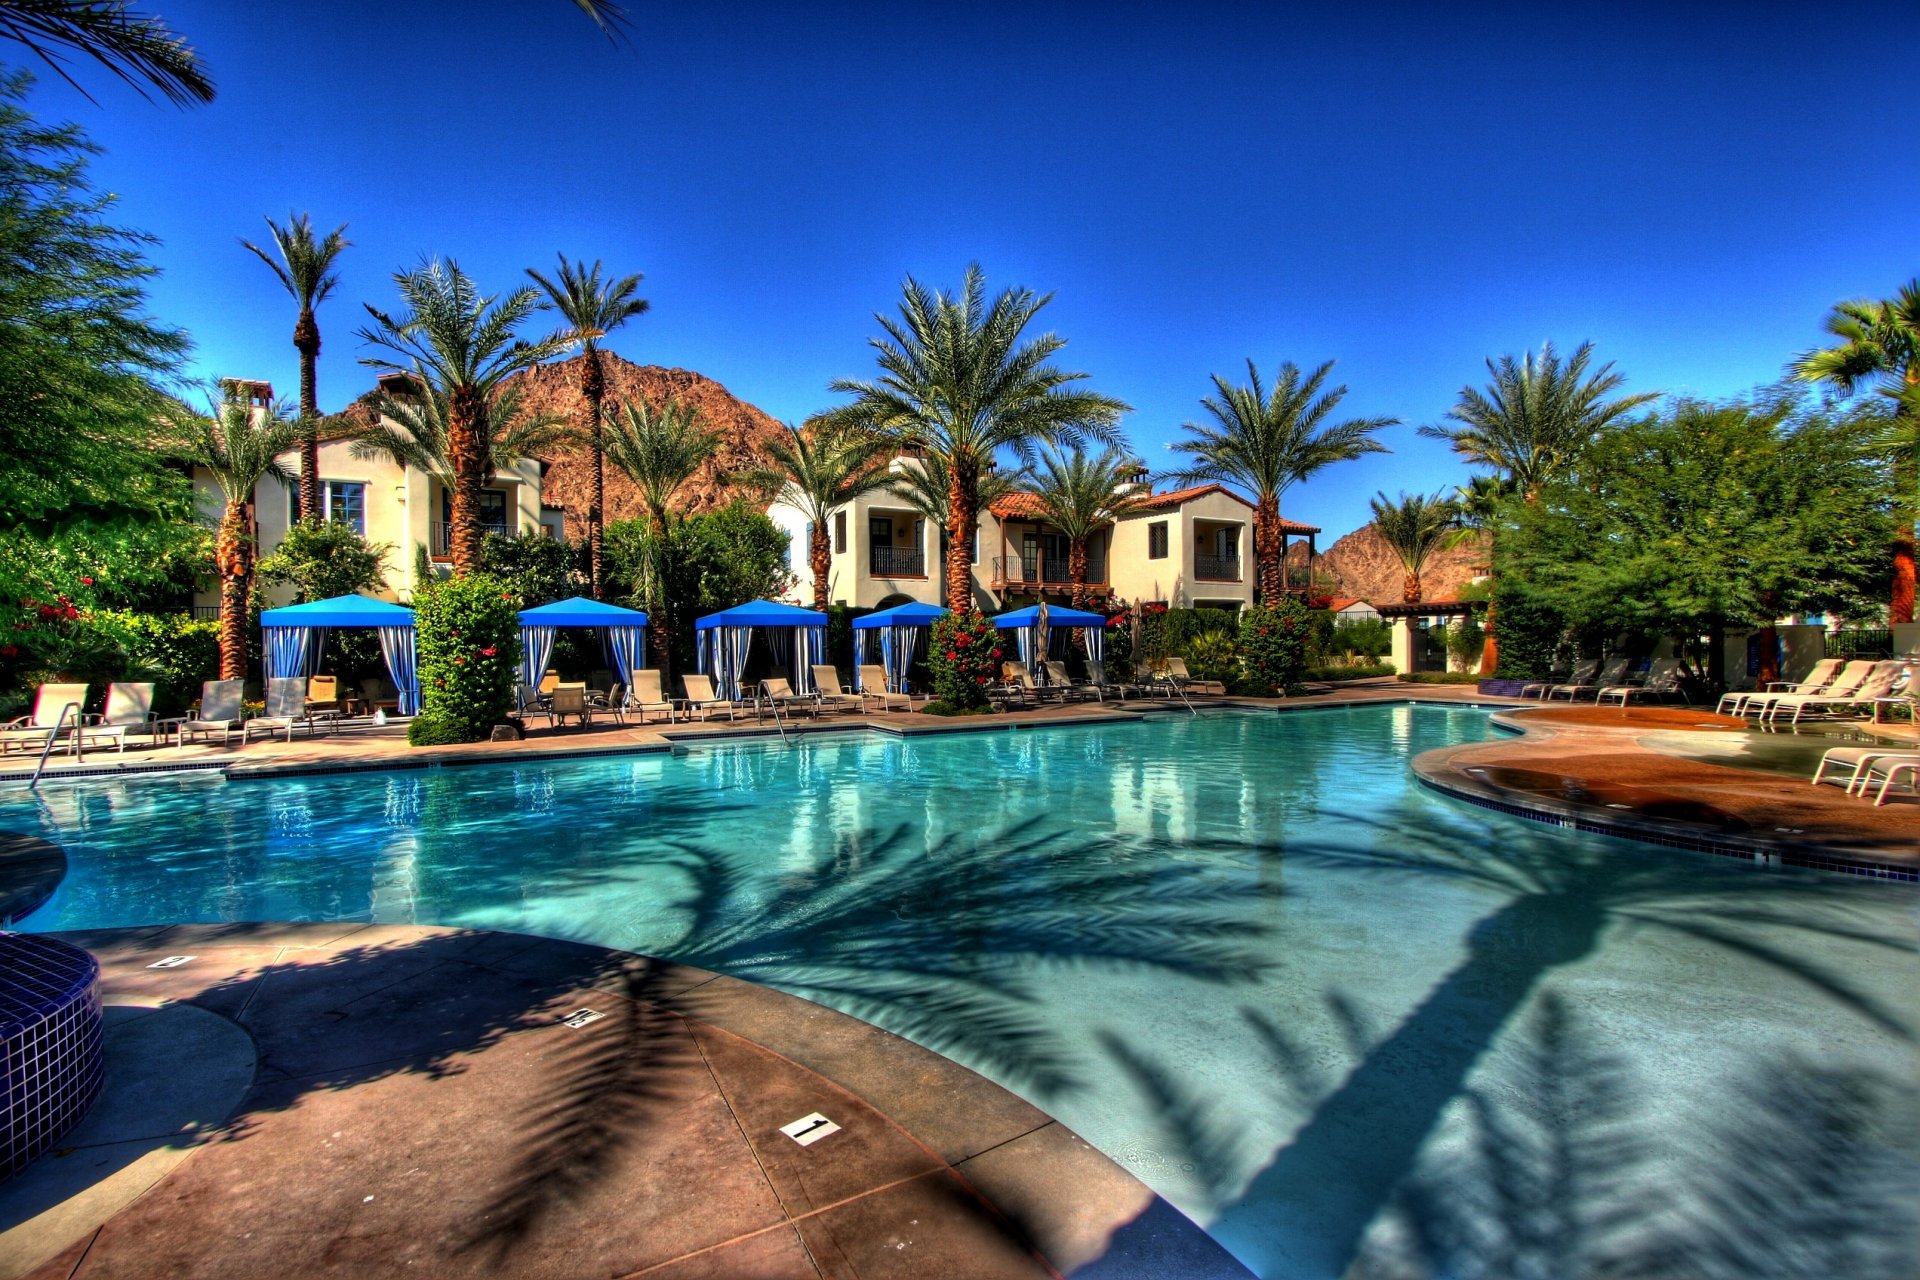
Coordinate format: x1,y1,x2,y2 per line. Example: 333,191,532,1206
599,395,721,672
1419,341,1656,500
242,213,350,521
1020,445,1150,613
1368,490,1460,604
828,265,1128,612
883,450,1022,581
740,420,894,611
526,255,650,599
1795,281,1920,624
357,260,572,575
1169,359,1395,604
0,0,212,105
171,383,299,680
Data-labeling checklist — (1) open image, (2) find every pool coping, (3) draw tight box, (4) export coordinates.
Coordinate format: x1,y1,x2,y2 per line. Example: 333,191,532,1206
1412,715,1920,883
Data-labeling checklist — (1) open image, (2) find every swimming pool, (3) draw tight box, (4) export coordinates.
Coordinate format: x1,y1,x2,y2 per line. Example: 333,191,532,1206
7,705,1916,1277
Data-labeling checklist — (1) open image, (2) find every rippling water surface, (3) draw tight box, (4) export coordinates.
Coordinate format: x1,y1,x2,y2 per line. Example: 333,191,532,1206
8,706,1916,1278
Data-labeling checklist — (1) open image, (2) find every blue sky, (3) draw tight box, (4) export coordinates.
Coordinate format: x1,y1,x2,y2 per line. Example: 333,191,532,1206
21,0,1918,540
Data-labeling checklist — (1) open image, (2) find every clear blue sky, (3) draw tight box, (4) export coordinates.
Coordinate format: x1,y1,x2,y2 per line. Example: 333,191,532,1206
20,0,1918,540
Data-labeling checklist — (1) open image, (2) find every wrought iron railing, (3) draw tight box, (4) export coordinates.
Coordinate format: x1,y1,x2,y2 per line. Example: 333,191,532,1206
431,521,510,557
1195,553,1241,581
1827,627,1893,660
992,556,1106,588
869,546,926,577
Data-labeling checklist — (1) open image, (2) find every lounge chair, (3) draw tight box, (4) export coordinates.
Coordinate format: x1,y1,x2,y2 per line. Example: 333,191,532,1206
1043,660,1104,702
75,682,158,752
1862,756,1920,805
809,665,866,716
589,682,626,719
1163,657,1226,696
1718,657,1842,716
679,673,745,721
1739,659,1868,720
1547,658,1627,702
1597,659,1683,707
247,676,337,742
758,676,818,719
536,671,561,699
554,683,595,728
1087,661,1140,700
1763,660,1902,726
306,674,346,717
0,682,89,755
180,680,245,746
1811,746,1920,796
624,671,676,724
1519,663,1577,700
857,665,913,712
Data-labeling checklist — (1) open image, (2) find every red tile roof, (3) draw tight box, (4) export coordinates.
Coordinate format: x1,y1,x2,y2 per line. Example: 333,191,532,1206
988,492,1048,519
983,484,1323,531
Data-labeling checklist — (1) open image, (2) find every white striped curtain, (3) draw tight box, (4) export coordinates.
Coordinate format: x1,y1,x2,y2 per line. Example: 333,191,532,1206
519,625,556,689
377,624,420,715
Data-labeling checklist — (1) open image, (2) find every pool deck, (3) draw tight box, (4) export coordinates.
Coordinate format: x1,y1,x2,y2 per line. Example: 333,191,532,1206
1,923,1252,1280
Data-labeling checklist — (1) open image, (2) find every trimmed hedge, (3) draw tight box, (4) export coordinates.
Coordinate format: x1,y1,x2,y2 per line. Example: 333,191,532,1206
412,573,520,745
1305,662,1395,682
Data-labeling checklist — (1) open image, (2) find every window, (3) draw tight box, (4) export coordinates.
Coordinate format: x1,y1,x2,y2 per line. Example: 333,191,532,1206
291,481,368,534
1148,521,1168,559
440,488,509,530
834,511,847,553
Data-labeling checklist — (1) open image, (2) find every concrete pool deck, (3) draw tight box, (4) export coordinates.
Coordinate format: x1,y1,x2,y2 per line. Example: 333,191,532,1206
1,923,1251,1280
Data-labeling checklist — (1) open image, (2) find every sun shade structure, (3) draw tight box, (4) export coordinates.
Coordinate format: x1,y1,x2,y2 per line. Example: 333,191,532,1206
259,594,420,714
993,602,1110,673
517,597,650,691
694,599,829,701
851,602,949,692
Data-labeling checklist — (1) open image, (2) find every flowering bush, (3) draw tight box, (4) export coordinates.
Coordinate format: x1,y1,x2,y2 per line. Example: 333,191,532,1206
1237,598,1314,695
928,610,1003,710
410,573,520,745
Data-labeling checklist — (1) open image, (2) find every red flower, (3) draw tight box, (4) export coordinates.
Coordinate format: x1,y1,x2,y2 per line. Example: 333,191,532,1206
0,644,16,657
480,646,497,658
453,656,466,665
946,650,958,661
78,576,94,587
991,648,1002,658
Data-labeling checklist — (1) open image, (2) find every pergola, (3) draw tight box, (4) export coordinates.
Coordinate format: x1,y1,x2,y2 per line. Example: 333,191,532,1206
993,603,1109,674
517,596,649,691
259,594,420,714
852,601,947,692
695,599,829,701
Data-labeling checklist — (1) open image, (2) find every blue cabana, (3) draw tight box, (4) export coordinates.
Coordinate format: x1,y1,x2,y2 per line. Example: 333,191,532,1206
993,603,1110,674
694,599,828,701
259,594,420,714
851,602,948,693
517,597,649,691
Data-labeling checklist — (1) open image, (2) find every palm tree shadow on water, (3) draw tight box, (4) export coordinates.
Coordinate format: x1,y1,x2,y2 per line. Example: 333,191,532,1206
1100,806,1917,1278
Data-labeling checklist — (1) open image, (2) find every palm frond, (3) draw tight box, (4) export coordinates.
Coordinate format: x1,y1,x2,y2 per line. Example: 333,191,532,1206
526,253,649,350
241,212,350,310
601,395,722,522
0,0,213,105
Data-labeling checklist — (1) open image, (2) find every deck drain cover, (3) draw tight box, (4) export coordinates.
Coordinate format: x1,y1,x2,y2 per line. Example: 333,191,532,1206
559,1008,605,1028
780,1112,841,1146
147,955,196,969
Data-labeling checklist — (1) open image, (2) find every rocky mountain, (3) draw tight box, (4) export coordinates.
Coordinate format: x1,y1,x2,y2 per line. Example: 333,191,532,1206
514,355,787,534
1290,523,1489,604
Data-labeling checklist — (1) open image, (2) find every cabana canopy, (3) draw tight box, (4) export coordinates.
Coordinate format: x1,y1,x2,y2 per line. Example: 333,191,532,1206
516,596,649,691
695,599,828,700
259,593,420,714
992,603,1110,674
852,602,948,692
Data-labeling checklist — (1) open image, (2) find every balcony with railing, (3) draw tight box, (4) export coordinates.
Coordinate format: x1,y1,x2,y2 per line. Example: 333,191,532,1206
431,521,511,558
868,545,926,578
991,555,1107,592
1195,553,1242,582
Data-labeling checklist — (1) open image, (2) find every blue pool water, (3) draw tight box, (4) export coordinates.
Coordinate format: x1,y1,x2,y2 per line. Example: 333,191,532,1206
6,706,1917,1277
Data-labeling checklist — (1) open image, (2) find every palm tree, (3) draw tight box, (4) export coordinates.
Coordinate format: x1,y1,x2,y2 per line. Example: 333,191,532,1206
172,383,298,679
349,374,572,530
357,259,573,575
1169,359,1396,604
1369,490,1459,604
1796,280,1920,623
600,396,721,672
0,0,213,105
1419,341,1655,501
526,255,650,599
1450,474,1518,673
242,213,350,522
884,451,1023,585
1020,445,1150,613
739,420,894,612
828,264,1129,612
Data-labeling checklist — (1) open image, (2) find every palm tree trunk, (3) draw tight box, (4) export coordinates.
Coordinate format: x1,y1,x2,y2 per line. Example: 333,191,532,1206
810,522,833,613
215,502,253,680
647,507,673,677
294,311,321,522
1254,497,1285,605
1402,569,1421,605
1068,538,1089,651
1478,597,1498,676
582,349,606,599
946,459,979,613
448,385,487,575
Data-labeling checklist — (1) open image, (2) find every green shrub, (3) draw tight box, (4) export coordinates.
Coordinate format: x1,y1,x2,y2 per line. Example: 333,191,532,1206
258,519,391,602
919,700,996,717
1489,586,1564,681
406,715,469,746
479,530,584,607
413,573,520,744
1404,671,1482,684
93,610,220,716
1237,598,1314,695
1329,618,1392,661
1305,662,1395,681
1185,629,1239,683
929,610,1003,710
1440,615,1486,670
